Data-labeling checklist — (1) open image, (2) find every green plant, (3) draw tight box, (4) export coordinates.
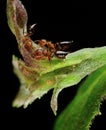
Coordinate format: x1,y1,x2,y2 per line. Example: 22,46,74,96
7,0,106,129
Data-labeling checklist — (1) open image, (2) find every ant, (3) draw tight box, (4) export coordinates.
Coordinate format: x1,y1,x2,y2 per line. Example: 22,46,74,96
23,24,74,61
34,39,74,60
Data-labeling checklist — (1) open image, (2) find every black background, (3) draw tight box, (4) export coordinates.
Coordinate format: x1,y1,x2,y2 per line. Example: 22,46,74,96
0,0,106,130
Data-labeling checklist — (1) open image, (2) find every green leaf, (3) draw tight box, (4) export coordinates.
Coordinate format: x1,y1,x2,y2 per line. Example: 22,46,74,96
12,46,106,115
7,0,106,115
53,65,106,130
